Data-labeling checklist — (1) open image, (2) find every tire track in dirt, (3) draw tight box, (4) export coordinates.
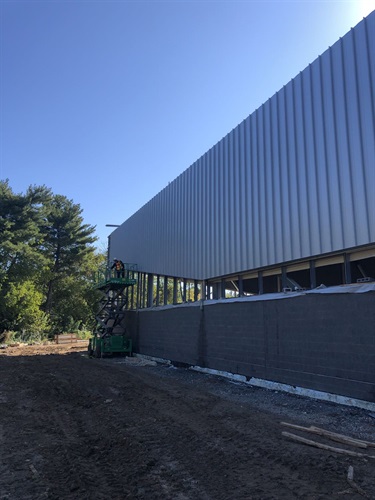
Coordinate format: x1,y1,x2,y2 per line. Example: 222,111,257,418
1,348,373,499
19,359,135,499
89,361,362,500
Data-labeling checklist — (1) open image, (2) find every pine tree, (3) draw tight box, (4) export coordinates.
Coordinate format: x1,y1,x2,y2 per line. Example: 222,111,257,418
0,180,50,283
41,194,97,316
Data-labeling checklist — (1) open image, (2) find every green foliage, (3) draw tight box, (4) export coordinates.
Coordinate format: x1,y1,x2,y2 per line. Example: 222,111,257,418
152,277,200,306
0,180,101,337
41,194,97,314
75,329,93,340
0,330,48,345
0,330,16,344
2,280,50,334
0,181,51,281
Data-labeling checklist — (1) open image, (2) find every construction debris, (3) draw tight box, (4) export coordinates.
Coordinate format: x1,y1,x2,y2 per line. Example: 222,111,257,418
281,431,375,459
280,422,375,449
281,422,375,498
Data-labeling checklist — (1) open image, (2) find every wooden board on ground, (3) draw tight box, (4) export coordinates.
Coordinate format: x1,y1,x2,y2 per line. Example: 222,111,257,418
55,334,78,344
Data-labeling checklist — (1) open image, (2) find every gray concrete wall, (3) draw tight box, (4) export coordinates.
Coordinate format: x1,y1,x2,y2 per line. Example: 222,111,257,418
124,293,375,403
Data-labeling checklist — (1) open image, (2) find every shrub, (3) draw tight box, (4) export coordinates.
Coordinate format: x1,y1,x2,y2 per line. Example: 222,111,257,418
75,330,92,340
0,330,17,345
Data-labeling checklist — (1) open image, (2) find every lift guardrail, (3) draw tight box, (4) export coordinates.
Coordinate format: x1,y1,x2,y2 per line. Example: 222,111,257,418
93,264,138,290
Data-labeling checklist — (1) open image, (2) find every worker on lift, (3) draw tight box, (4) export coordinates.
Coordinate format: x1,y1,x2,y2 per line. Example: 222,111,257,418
111,258,125,278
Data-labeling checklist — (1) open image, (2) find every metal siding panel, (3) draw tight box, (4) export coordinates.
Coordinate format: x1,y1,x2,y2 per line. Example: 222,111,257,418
192,162,198,278
244,116,253,269
205,150,212,277
302,65,322,255
183,167,189,276
175,175,182,274
205,149,211,277
224,138,228,274
213,144,220,275
190,162,196,277
277,88,293,261
163,185,168,275
210,148,216,276
158,191,163,272
194,162,200,273
177,174,183,276
292,78,305,258
151,198,156,269
170,181,175,275
233,126,239,271
358,14,375,242
232,126,239,270
263,100,275,264
210,146,218,277
181,171,187,276
227,131,234,270
209,149,214,275
238,120,247,269
192,162,199,278
236,125,243,271
170,184,175,273
217,140,224,274
343,28,372,244
199,157,207,273
250,112,261,268
310,58,333,254
285,82,301,259
222,135,229,267
159,194,164,267
182,171,188,276
201,153,206,278
188,169,192,278
270,94,283,264
294,73,311,257
256,107,267,267
321,48,346,249
330,39,357,247
183,168,189,277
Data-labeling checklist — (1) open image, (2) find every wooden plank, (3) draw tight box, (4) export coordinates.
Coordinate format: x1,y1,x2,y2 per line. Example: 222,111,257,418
280,422,375,449
54,334,78,344
282,432,375,459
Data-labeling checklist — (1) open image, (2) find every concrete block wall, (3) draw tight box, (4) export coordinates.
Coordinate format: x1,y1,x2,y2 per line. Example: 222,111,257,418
127,306,202,365
124,293,375,403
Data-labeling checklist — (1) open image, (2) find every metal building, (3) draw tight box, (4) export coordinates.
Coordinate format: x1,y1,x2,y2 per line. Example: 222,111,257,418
110,12,375,307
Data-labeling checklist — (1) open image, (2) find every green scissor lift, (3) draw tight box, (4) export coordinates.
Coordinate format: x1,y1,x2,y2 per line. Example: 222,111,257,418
88,263,137,358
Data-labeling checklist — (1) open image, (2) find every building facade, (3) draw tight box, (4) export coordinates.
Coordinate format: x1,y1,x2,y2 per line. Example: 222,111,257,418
111,12,375,308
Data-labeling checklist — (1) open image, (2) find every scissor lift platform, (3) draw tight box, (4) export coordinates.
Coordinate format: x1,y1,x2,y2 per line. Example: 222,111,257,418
93,265,137,290
89,264,137,358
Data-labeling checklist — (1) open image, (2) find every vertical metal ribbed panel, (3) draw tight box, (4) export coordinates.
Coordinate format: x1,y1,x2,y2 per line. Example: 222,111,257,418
111,12,375,280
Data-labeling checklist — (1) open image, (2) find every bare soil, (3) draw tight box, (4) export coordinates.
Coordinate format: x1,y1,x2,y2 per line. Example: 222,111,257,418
0,342,374,500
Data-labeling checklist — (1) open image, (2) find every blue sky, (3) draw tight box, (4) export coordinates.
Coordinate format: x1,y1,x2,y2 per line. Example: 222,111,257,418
1,0,374,249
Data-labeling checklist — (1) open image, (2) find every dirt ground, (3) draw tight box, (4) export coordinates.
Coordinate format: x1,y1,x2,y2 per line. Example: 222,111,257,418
0,342,374,500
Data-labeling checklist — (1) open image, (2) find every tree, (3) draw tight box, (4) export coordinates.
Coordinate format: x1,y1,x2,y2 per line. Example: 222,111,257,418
48,251,105,334
1,281,49,336
0,180,51,284
0,181,52,334
0,181,100,337
41,194,97,316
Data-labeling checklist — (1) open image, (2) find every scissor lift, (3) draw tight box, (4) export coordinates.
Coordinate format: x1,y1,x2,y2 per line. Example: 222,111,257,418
88,264,137,358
